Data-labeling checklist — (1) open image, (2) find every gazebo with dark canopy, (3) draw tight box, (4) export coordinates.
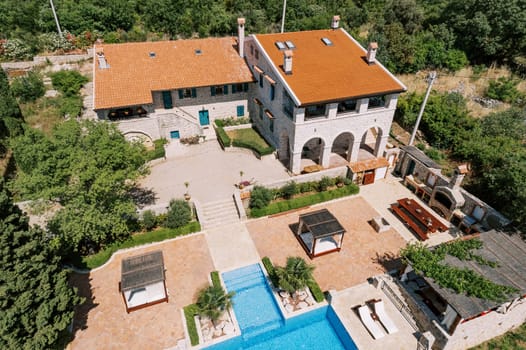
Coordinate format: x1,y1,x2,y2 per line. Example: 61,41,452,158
295,209,346,258
120,250,168,313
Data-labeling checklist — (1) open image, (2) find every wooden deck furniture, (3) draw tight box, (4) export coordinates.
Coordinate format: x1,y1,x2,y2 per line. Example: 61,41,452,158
391,198,448,240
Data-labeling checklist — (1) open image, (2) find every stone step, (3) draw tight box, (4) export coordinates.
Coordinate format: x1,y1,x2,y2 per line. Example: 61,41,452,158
201,199,240,229
203,203,238,216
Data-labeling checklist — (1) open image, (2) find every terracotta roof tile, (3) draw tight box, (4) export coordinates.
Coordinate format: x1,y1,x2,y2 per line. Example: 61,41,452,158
254,29,406,105
94,38,254,110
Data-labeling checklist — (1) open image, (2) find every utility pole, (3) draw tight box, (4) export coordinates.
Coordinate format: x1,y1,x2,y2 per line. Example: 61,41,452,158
280,0,287,33
49,0,63,37
409,71,437,146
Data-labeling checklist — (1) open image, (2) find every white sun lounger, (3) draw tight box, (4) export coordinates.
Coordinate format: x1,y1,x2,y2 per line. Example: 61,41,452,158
357,305,385,339
373,300,399,334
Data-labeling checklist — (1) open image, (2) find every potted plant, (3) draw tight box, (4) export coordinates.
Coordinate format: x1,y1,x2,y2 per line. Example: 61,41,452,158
239,171,245,189
184,181,191,200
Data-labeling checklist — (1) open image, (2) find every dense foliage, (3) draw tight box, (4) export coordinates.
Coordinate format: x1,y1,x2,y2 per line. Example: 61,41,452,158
1,0,524,69
11,120,146,255
0,69,23,146
50,70,88,97
0,181,82,349
196,285,235,324
10,72,46,103
401,240,517,302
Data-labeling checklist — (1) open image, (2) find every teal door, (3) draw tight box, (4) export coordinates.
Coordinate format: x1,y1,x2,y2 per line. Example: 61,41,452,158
162,91,173,109
237,105,244,117
170,130,180,139
199,110,209,125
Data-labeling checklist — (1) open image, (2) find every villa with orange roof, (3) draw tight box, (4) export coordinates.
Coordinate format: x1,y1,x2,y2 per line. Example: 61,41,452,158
93,16,406,175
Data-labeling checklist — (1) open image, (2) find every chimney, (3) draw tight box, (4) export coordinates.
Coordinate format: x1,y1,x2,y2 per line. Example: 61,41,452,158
97,51,109,69
448,164,468,190
331,15,340,29
283,50,293,74
237,17,245,58
366,42,378,64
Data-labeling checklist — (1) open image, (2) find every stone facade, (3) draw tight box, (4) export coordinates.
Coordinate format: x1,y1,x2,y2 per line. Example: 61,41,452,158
244,36,401,174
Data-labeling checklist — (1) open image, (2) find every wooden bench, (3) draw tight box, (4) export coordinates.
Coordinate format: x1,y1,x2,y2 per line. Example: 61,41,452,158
391,203,429,240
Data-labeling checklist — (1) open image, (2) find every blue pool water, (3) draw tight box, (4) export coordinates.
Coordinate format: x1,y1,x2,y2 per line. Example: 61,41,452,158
205,264,358,350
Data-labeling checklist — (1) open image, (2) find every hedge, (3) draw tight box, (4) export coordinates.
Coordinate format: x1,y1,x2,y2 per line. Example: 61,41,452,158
215,126,231,147
184,304,200,346
211,271,221,288
82,221,201,269
145,139,167,161
250,184,359,218
232,138,274,156
306,279,325,303
262,256,279,287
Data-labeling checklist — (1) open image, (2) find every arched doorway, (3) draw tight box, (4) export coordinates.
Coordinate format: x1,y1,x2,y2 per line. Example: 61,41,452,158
359,127,383,160
301,137,325,170
331,132,355,162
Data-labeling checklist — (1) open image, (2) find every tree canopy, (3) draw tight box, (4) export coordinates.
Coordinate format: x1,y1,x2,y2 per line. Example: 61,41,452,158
11,120,146,255
0,180,83,349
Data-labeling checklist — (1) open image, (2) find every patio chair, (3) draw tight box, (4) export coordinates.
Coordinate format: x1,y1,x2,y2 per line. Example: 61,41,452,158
372,300,398,334
357,305,385,339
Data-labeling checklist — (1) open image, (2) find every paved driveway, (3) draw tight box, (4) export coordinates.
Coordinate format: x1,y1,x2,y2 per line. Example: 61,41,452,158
140,141,290,204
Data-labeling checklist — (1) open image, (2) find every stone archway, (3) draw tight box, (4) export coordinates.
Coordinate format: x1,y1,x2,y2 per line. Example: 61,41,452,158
124,131,154,149
359,126,384,160
301,137,326,168
331,132,355,161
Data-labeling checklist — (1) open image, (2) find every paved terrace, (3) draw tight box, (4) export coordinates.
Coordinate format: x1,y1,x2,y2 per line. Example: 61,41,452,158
68,233,215,350
246,196,408,291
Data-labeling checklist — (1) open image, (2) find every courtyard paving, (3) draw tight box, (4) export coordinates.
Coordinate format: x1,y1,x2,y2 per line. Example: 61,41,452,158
246,195,408,291
68,233,215,350
140,141,290,205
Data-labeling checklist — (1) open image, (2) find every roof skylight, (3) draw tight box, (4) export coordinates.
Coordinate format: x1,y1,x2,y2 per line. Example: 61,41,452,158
285,41,296,49
321,38,333,46
275,41,286,50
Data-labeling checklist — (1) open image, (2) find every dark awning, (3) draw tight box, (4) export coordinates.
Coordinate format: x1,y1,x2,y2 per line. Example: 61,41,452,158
121,250,165,292
299,209,346,239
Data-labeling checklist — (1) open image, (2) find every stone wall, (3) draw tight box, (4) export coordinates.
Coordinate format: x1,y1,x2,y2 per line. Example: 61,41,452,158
116,112,202,141
1,52,91,71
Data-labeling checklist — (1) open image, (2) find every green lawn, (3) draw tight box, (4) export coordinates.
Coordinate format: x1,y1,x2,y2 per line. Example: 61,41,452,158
470,323,526,349
226,128,274,155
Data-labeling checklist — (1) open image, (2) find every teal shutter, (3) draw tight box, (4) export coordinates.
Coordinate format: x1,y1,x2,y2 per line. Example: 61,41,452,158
224,85,228,95
178,89,184,99
191,88,196,98
231,84,237,93
211,86,216,96
243,83,248,92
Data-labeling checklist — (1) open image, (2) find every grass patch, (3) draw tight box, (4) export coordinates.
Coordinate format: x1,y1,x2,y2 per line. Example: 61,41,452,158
145,138,167,161
211,271,221,288
184,304,200,346
250,184,359,218
20,96,70,135
262,256,279,287
306,279,325,303
227,128,274,156
470,322,526,349
81,221,201,269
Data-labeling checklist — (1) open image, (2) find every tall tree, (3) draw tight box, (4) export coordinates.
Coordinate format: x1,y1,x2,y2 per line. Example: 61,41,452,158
0,68,24,141
0,180,83,349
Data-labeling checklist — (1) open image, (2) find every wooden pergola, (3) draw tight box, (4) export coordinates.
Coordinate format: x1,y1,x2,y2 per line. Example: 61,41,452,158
120,250,168,313
295,209,346,258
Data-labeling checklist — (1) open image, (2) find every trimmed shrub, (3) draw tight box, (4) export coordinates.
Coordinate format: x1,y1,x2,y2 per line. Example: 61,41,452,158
141,210,157,230
184,304,200,346
145,138,167,161
249,185,273,209
164,199,192,229
250,184,359,218
232,138,274,156
10,72,45,103
281,181,298,199
306,280,325,303
211,271,221,288
216,126,231,147
262,256,279,287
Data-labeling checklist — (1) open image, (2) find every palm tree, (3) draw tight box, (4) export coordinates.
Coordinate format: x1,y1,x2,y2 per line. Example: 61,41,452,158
275,256,315,295
196,285,235,325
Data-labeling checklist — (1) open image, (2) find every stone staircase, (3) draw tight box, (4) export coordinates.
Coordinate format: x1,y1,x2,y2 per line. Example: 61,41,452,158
200,198,240,229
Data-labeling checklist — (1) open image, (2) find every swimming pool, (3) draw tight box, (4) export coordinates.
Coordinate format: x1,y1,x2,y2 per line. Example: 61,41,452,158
204,264,358,350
